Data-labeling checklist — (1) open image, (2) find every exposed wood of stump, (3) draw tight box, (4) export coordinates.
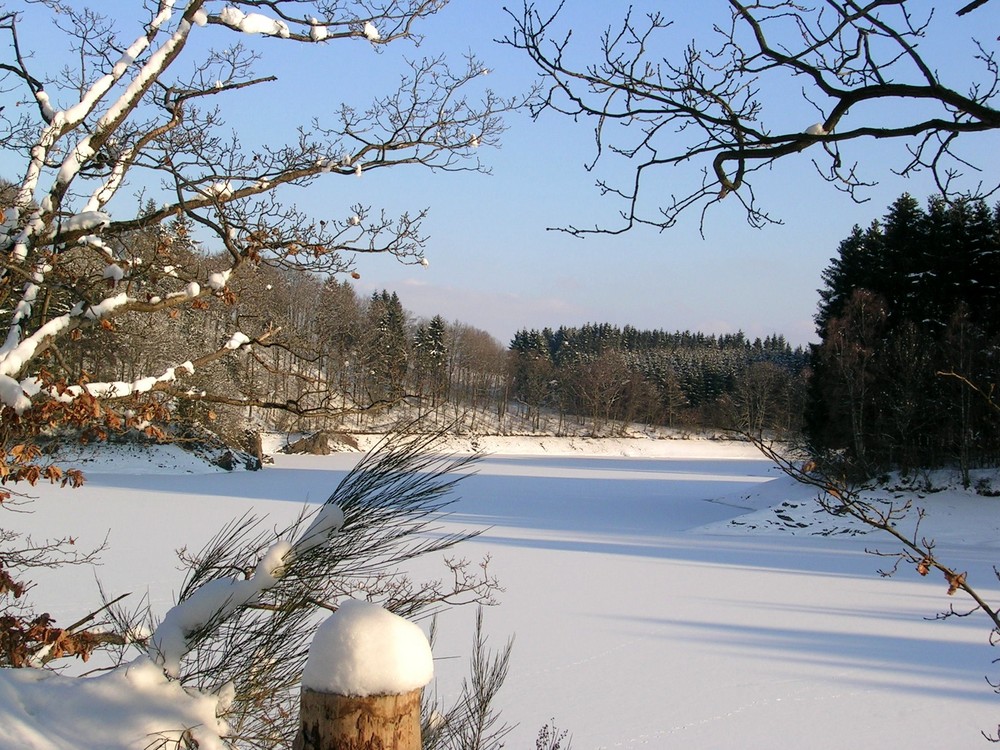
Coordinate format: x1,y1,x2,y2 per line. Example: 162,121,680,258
295,687,422,750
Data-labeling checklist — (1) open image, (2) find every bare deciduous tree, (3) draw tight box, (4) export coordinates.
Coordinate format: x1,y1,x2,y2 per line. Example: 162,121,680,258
0,0,524,709
505,0,1000,234
725,359,803,438
565,349,632,436
0,0,522,440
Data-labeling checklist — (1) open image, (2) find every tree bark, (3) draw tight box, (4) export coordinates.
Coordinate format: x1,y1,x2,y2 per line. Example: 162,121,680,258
294,687,422,750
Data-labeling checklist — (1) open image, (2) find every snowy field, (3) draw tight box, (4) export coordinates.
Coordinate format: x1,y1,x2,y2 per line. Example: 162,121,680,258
4,436,1000,749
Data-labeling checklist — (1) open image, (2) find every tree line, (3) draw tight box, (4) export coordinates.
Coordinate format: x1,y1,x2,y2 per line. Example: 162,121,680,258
508,323,808,436
36,189,1000,476
43,209,511,447
48,207,811,445
23,201,813,446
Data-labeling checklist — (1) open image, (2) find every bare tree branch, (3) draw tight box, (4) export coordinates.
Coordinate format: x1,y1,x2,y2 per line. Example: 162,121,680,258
504,0,1000,235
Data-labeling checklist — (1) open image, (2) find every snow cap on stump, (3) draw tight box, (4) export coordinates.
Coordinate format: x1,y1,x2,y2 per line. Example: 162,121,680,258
302,600,433,697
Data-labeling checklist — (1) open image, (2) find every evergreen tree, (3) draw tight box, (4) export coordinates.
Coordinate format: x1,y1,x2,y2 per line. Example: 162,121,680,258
413,315,449,407
362,291,409,402
809,193,1000,471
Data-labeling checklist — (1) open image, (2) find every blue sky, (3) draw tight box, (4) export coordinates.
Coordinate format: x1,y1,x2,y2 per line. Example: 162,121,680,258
10,1,1000,347
347,0,1000,347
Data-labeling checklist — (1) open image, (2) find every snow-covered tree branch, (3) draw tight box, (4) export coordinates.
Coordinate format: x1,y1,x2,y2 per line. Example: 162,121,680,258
0,0,520,426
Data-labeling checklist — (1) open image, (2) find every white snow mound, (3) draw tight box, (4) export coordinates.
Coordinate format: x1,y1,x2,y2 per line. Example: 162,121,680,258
302,600,433,697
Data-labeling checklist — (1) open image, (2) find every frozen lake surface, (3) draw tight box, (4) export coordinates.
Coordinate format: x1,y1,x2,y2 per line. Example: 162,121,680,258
6,445,999,749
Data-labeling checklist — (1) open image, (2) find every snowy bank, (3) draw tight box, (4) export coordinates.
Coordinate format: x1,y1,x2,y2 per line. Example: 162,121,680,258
0,657,227,750
340,433,763,460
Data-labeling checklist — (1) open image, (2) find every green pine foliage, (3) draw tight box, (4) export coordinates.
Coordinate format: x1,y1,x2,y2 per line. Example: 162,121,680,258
363,291,410,402
413,316,450,407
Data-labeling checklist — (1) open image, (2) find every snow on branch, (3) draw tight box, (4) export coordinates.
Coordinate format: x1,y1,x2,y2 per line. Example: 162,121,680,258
54,360,196,404
217,7,289,38
0,293,130,380
151,538,296,678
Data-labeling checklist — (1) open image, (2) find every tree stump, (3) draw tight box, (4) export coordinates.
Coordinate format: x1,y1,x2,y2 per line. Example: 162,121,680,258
295,687,422,750
296,601,432,750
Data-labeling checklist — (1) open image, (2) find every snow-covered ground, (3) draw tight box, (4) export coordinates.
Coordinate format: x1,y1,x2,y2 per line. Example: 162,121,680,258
3,436,1000,748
